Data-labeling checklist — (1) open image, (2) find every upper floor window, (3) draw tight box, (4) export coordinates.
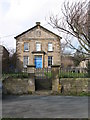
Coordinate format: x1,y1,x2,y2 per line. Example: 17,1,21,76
23,56,29,67
48,43,53,51
24,42,29,51
36,43,41,51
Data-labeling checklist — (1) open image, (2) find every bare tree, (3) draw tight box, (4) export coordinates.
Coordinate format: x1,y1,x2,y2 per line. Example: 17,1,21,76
73,46,86,66
61,42,69,54
7,48,16,56
7,48,16,72
49,0,90,55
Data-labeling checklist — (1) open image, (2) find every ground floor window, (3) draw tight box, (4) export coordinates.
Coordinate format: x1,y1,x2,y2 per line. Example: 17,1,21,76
48,56,52,67
23,56,29,67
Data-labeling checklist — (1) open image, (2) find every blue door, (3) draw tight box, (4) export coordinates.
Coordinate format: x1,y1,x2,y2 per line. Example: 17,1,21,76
35,56,42,68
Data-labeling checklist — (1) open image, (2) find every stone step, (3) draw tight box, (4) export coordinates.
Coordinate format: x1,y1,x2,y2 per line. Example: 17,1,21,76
33,90,52,95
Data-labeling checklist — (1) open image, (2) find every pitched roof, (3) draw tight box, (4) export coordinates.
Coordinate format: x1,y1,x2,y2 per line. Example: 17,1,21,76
14,22,62,39
0,45,9,54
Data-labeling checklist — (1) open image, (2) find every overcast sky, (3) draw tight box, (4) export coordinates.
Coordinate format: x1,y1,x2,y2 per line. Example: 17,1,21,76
0,0,80,50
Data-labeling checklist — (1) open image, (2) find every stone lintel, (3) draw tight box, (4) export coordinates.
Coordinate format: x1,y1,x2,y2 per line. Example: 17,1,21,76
27,65,35,74
51,65,60,68
27,65,35,67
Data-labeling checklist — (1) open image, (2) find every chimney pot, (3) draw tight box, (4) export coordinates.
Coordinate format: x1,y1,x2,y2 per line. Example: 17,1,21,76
36,22,40,25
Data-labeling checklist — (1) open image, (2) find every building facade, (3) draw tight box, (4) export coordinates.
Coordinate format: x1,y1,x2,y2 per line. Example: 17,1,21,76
15,22,61,71
0,45,9,73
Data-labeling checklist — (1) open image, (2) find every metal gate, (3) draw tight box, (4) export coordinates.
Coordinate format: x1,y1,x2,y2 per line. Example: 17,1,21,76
35,68,52,90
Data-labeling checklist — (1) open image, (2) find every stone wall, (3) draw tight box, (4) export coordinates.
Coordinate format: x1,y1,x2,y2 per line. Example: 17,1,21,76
2,70,90,95
2,77,35,95
0,45,9,73
51,65,89,94
51,65,60,92
60,78,89,94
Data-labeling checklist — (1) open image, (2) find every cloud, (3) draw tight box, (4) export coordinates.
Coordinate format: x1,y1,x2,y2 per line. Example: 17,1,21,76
0,0,71,49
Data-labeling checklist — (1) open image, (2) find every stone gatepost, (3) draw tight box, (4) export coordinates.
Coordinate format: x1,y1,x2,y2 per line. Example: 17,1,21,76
27,65,35,92
51,65,60,92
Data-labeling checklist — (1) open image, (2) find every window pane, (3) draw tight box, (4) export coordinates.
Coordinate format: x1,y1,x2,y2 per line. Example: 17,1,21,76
23,56,29,67
48,43,52,51
24,43,29,51
36,43,41,51
48,56,52,66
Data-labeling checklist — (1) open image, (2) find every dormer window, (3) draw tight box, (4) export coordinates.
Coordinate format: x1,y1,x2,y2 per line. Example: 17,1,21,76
48,43,53,51
24,42,29,51
36,43,41,51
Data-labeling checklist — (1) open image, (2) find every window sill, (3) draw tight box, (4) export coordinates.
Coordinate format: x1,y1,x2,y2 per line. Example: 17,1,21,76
24,50,29,52
48,51,53,52
23,66,27,68
36,50,41,52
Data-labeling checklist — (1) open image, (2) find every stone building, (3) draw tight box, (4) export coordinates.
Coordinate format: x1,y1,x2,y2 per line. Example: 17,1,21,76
0,45,9,73
15,22,61,71
61,55,75,68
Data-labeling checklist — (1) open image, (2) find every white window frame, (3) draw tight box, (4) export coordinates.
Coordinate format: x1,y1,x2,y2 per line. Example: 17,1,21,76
23,56,29,68
48,43,53,51
24,42,29,51
36,43,41,51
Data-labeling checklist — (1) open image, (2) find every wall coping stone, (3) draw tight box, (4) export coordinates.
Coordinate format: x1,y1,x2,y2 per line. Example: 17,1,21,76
27,65,35,67
51,65,60,67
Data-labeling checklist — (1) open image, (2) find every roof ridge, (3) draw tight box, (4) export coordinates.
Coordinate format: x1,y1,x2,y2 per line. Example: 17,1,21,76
14,23,62,39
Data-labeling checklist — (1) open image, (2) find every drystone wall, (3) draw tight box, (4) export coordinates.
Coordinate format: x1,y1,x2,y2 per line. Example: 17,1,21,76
2,77,35,95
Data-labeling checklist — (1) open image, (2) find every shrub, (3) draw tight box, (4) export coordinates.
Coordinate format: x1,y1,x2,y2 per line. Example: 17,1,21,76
44,72,52,78
2,72,29,79
59,71,88,78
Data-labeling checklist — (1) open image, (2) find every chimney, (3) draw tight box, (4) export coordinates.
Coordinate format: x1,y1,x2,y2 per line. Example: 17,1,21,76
36,22,40,25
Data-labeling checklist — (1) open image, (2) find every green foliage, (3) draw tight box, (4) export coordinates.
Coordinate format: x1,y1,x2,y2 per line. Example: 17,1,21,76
44,71,88,78
2,70,89,80
78,92,90,96
28,91,32,94
44,72,52,78
59,71,88,78
2,72,29,79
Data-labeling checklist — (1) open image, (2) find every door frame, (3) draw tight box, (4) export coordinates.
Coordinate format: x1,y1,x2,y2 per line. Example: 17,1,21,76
34,54,44,68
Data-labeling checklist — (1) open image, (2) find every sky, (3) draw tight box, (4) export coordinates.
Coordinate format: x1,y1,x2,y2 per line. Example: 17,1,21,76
0,0,81,51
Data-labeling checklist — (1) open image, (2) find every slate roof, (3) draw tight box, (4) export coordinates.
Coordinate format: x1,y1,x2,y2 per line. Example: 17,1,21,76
14,22,62,39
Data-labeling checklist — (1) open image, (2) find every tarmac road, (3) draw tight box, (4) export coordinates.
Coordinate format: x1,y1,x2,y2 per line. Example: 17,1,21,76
0,81,2,118
2,95,88,118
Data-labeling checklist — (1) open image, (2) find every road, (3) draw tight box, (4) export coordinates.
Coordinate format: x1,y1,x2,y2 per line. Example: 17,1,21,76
2,95,88,118
0,81,2,118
